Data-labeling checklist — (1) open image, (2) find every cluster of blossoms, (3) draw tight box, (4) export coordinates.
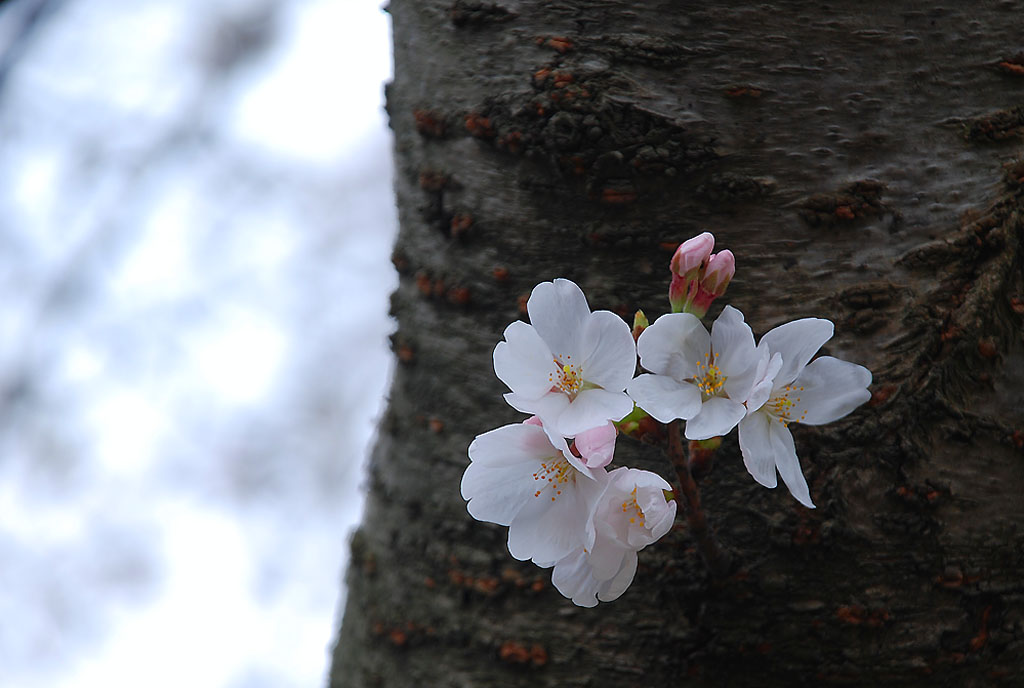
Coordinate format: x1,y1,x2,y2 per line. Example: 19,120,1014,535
461,232,872,606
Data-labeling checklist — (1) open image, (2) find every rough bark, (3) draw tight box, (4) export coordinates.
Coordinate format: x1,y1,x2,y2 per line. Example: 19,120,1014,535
330,2,1024,685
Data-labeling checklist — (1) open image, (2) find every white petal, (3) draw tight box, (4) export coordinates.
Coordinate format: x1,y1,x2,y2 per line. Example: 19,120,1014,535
527,279,590,359
636,312,709,381
493,321,557,399
631,472,677,543
507,485,588,563
745,351,783,413
550,549,599,607
462,424,561,525
581,473,614,552
555,388,634,437
504,391,569,422
587,535,628,581
759,317,834,387
579,310,637,392
646,497,677,543
465,422,556,467
684,396,746,440
626,374,702,423
461,461,536,526
737,412,778,489
597,549,638,603
770,420,815,508
620,466,672,494
789,356,872,426
708,306,756,398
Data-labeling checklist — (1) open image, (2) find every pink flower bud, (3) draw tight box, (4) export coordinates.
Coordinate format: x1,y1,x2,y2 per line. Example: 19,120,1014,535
573,422,617,468
701,250,735,297
670,232,715,279
668,273,691,313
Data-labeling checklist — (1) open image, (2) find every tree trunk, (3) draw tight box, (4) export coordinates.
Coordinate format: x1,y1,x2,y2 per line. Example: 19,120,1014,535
330,1,1024,685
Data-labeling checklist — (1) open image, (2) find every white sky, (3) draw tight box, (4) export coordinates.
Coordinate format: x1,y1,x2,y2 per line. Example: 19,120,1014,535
0,1,396,686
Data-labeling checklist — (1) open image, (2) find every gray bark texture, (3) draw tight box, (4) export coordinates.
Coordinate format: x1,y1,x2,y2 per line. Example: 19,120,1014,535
330,1,1024,685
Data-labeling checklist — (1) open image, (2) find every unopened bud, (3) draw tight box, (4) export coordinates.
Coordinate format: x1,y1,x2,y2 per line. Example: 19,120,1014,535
669,233,717,314
684,250,736,318
631,309,650,341
668,274,689,313
670,232,715,280
701,250,735,297
573,423,617,468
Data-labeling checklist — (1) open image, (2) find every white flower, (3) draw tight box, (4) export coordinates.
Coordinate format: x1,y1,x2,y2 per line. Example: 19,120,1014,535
493,279,637,440
549,547,637,608
461,420,606,565
627,305,761,440
739,318,872,508
547,467,676,607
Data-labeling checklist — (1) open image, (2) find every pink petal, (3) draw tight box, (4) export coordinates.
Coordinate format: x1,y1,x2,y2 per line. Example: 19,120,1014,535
574,422,617,468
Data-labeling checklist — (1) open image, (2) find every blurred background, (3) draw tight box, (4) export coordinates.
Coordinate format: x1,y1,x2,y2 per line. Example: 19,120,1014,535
0,1,395,686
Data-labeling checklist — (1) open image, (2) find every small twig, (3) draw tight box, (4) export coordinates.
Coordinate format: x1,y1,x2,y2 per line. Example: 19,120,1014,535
667,420,732,577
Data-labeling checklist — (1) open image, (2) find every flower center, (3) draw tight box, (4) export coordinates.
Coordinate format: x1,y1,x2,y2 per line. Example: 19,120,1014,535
694,352,725,397
548,355,583,398
532,456,575,501
768,384,805,426
621,487,646,526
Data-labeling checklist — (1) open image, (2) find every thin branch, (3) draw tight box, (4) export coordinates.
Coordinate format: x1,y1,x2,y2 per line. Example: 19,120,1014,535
667,419,732,578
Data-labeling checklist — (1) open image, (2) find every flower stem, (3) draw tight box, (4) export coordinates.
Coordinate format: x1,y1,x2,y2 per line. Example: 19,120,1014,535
667,420,732,578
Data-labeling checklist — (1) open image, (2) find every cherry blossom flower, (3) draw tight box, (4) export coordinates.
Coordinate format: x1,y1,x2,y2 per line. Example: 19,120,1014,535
493,279,637,439
739,318,872,508
461,420,606,565
627,305,760,440
546,467,676,607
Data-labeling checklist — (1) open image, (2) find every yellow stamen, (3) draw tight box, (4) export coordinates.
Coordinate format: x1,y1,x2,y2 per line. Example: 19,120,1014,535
768,385,806,426
620,487,646,526
532,456,575,501
547,355,583,397
694,352,726,396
